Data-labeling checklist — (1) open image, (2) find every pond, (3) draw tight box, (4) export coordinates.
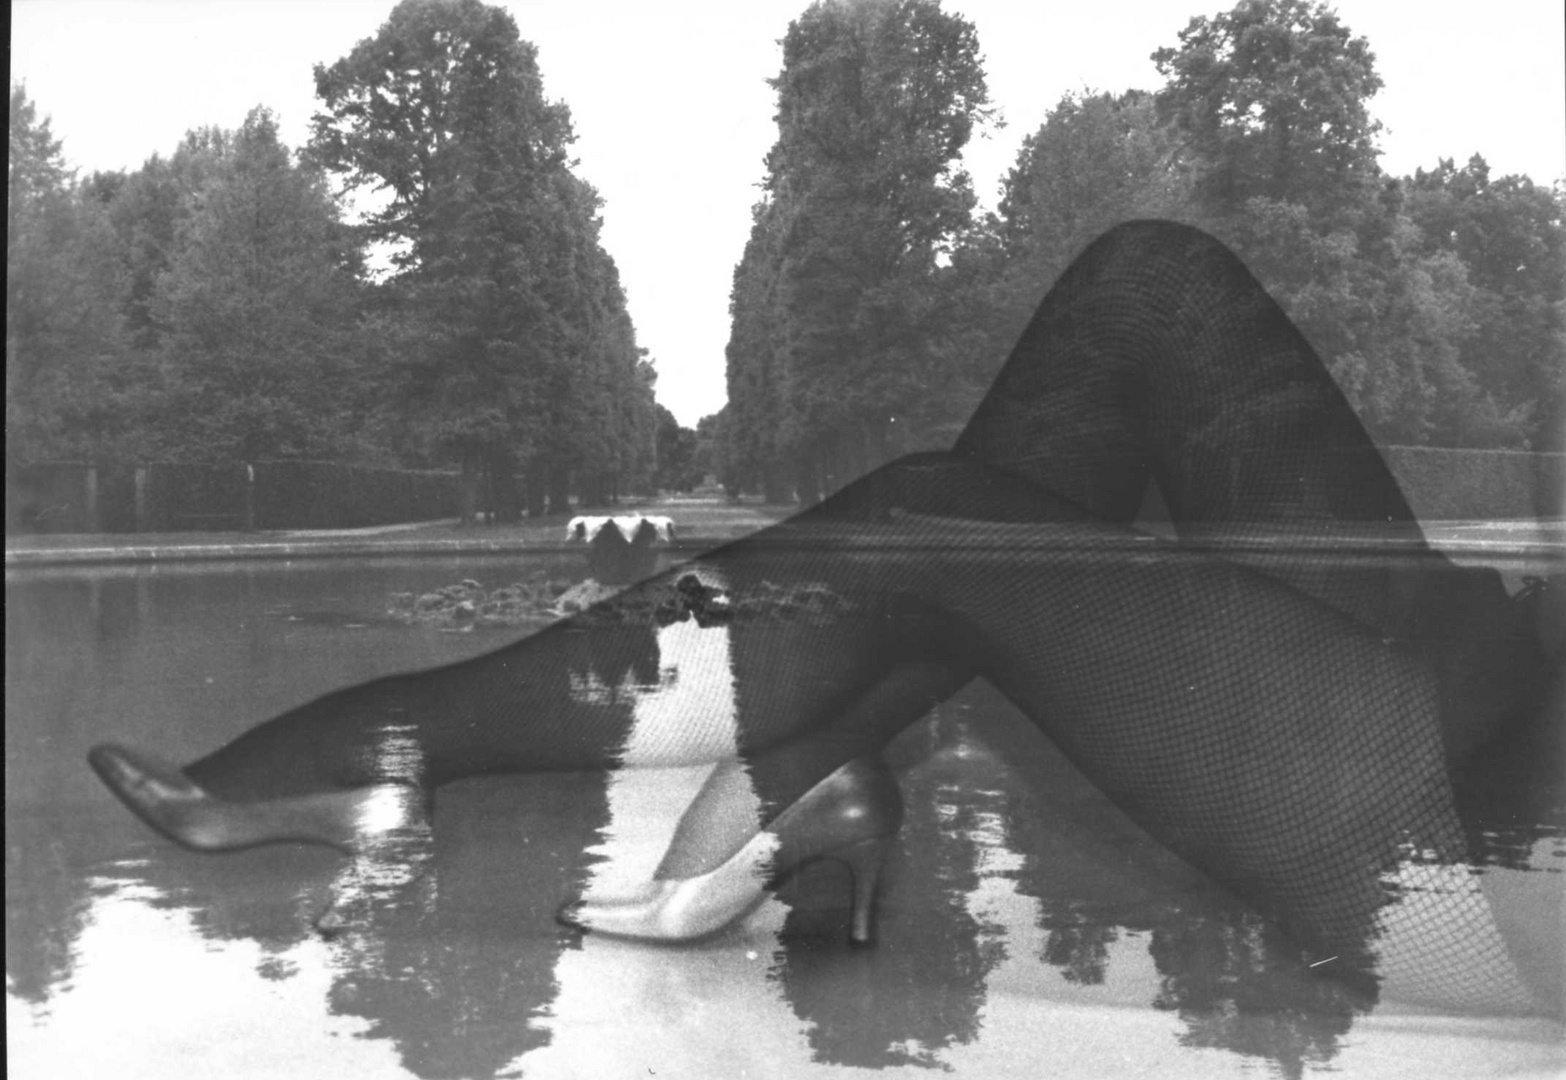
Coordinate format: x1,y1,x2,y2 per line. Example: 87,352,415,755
6,545,1563,1079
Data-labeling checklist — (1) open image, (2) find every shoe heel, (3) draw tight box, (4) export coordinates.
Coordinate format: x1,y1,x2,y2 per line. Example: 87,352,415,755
835,836,891,947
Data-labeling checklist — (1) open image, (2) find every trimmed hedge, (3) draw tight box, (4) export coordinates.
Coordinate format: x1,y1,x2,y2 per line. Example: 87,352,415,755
1383,448,1565,522
251,461,458,530
6,460,460,534
7,449,1562,535
5,462,100,533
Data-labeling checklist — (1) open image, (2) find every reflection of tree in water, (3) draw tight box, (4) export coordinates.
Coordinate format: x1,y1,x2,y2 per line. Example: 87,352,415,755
6,578,132,1007
773,709,1007,1070
564,622,663,695
1039,905,1117,986
320,771,607,1080
4,811,98,1007
28,768,606,1080
958,681,1376,1078
1454,676,1565,872
1148,914,1367,1080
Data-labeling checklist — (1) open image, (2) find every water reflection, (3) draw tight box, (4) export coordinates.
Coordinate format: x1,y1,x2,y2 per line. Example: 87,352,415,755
774,721,1006,1069
8,560,1565,1079
315,772,601,1080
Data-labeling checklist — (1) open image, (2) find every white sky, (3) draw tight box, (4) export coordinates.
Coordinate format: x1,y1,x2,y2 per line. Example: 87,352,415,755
12,0,1566,426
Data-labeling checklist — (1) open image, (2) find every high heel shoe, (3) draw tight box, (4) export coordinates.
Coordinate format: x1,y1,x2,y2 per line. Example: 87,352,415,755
87,743,422,852
557,755,903,946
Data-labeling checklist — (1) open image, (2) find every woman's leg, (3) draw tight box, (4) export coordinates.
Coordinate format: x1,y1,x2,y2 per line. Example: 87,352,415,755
632,222,1549,981
91,221,1544,906
956,219,1542,759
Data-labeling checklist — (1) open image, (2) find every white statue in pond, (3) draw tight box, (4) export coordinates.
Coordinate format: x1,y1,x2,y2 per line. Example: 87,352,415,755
566,514,675,582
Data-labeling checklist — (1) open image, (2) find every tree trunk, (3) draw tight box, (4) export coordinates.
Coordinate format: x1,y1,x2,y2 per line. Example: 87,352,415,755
794,447,821,507
458,451,480,528
763,460,792,505
547,464,571,516
489,448,521,524
524,457,547,518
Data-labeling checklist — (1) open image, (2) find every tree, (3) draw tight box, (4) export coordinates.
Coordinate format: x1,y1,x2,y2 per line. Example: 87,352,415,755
1404,157,1565,448
310,0,579,521
146,108,372,463
90,127,242,353
692,411,721,490
958,89,1195,405
7,85,128,463
311,0,656,520
721,199,795,501
729,0,991,502
1152,0,1383,224
523,171,656,512
997,91,1188,273
652,405,703,493
310,0,572,268
1142,0,1523,447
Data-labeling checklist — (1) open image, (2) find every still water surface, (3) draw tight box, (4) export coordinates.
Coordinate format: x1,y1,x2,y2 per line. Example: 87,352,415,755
7,553,1563,1078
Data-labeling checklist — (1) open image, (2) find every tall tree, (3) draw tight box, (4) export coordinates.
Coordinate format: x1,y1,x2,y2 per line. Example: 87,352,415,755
311,0,657,519
963,89,1194,403
523,170,656,511
1152,0,1383,224
996,91,1188,273
733,0,991,502
1404,157,1565,448
1143,0,1511,447
91,127,240,353
721,199,795,501
147,107,371,463
310,0,580,520
7,85,128,463
652,405,699,493
310,0,573,268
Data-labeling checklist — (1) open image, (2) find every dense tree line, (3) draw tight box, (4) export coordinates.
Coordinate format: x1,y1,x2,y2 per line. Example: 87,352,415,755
720,0,1565,502
11,0,1561,518
8,0,663,524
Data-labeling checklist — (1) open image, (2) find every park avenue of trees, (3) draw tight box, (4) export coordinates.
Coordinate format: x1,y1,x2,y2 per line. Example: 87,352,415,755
9,0,1563,516
717,0,1564,503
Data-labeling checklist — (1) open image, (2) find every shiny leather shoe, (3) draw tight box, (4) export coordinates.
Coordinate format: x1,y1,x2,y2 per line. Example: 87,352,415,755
558,755,903,946
87,743,419,852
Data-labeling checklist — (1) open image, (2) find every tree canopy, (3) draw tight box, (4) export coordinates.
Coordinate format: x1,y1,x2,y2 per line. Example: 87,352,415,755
724,0,991,502
307,0,656,517
7,85,126,462
8,0,1561,523
9,1,663,520
1152,0,1384,222
717,0,1563,501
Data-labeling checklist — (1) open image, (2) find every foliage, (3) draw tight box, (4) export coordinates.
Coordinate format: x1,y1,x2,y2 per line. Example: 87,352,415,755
1144,2,1560,448
722,200,795,500
1403,157,1565,449
966,89,1195,402
653,405,703,493
309,0,656,517
722,0,991,501
309,0,572,267
1152,0,1383,222
146,108,373,462
12,0,1563,521
7,85,129,463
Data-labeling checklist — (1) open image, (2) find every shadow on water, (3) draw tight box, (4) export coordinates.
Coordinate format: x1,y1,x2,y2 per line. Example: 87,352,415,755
7,556,1564,1078
959,688,1382,1080
774,696,1382,1078
773,715,1003,1069
7,559,604,1078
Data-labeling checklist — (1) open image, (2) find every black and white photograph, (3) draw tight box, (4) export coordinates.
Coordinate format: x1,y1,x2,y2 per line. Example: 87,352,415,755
8,2,1565,1077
